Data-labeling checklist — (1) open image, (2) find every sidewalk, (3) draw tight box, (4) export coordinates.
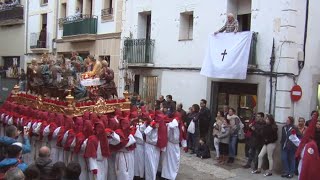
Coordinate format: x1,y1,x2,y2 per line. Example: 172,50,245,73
177,151,298,180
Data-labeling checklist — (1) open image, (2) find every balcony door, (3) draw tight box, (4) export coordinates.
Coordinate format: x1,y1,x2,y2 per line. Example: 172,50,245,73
38,13,48,48
84,0,93,16
146,14,151,40
138,12,151,39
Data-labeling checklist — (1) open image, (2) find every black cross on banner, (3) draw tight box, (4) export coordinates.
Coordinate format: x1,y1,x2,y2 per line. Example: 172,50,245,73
221,49,227,61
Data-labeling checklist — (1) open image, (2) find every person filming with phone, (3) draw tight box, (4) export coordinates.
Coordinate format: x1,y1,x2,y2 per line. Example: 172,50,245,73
0,125,31,161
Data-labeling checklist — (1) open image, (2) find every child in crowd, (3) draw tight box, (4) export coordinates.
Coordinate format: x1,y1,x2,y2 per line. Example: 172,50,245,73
218,118,230,165
197,138,211,159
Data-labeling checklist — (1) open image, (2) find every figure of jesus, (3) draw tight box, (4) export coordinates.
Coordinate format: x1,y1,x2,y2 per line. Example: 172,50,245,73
85,55,102,78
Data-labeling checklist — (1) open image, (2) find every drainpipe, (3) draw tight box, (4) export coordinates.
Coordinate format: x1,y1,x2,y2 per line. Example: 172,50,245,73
300,0,309,70
269,39,275,114
25,0,29,55
53,0,59,57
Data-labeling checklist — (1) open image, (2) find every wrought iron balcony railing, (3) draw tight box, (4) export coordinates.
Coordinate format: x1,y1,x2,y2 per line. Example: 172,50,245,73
60,14,98,36
123,39,155,64
30,32,50,49
0,5,24,26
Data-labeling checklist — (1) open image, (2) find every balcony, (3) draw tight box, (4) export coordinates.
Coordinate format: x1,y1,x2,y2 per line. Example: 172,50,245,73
101,8,113,21
248,32,258,69
123,39,155,66
0,5,24,26
30,32,50,53
61,15,98,42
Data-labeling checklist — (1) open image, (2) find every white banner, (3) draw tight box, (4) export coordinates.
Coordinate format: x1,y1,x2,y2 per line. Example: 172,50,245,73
200,31,253,80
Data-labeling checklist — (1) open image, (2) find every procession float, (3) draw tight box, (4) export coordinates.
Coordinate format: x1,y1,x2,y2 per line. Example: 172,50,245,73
6,53,130,116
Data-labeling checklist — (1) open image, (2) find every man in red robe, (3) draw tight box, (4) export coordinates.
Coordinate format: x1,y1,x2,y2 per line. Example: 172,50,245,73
296,112,320,180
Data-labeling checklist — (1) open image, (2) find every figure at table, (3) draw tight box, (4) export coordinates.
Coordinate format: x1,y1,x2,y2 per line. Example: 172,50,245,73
24,53,118,101
99,60,118,99
85,55,102,78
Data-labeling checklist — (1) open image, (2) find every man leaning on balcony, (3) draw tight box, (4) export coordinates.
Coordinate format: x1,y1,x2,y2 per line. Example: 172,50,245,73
214,13,239,35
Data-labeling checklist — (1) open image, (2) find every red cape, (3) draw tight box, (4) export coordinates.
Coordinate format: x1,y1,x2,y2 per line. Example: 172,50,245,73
74,132,86,154
64,129,76,151
299,140,320,180
155,113,168,149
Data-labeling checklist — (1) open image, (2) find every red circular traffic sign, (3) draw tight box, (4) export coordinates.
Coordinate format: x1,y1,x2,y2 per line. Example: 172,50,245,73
291,85,302,102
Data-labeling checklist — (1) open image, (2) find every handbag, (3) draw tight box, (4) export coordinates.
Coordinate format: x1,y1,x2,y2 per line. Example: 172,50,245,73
187,121,195,134
238,120,245,140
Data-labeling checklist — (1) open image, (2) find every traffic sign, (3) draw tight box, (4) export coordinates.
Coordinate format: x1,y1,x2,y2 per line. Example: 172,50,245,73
291,85,302,102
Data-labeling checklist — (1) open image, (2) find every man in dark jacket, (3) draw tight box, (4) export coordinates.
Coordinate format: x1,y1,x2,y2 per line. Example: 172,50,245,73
176,103,187,124
155,95,167,110
31,146,55,180
196,138,211,159
306,110,317,126
63,161,81,180
166,95,176,116
243,112,266,169
199,99,211,139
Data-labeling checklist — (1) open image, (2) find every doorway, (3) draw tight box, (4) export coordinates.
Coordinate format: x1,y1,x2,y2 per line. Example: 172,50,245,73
213,82,257,120
141,76,158,109
211,82,258,158
38,13,47,48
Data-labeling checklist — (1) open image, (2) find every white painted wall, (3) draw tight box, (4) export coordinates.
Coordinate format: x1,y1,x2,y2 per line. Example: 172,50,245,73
122,0,297,70
0,26,25,56
0,0,26,57
122,0,320,123
160,70,207,109
293,0,320,121
27,0,56,53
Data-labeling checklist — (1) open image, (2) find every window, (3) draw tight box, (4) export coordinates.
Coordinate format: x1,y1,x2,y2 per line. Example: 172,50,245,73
76,0,83,15
137,12,151,39
83,0,92,16
134,75,140,94
237,13,251,31
179,12,194,40
61,3,67,18
227,0,251,32
101,0,113,20
36,13,48,48
103,0,113,14
41,0,48,5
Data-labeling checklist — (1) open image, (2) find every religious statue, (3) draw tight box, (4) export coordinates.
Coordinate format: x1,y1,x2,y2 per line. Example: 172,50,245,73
24,53,117,101
82,55,102,78
50,59,63,88
99,60,118,99
27,58,44,93
40,57,51,86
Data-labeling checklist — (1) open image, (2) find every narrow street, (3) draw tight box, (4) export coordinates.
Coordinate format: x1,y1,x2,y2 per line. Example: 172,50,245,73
177,152,298,180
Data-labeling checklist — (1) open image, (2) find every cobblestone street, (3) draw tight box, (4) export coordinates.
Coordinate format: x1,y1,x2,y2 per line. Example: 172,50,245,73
176,152,298,180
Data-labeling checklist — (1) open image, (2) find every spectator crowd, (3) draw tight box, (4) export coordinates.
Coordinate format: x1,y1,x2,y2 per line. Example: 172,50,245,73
0,92,317,180
0,95,189,180
134,94,317,179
